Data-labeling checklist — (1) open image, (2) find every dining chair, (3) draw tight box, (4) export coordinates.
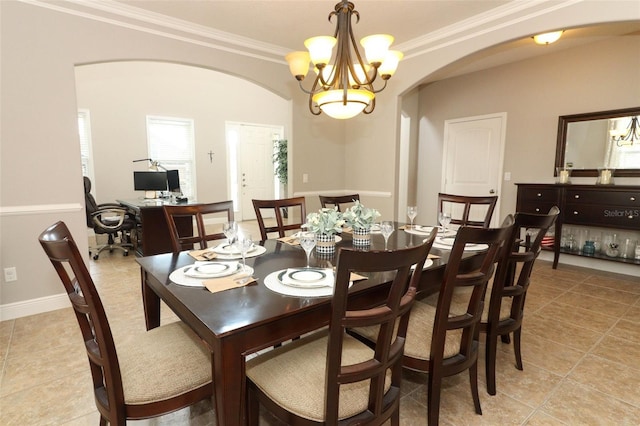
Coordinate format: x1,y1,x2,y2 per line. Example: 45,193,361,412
163,201,234,252
480,206,559,395
438,192,498,228
245,230,438,425
353,218,514,425
252,196,306,240
38,221,213,425
319,194,360,212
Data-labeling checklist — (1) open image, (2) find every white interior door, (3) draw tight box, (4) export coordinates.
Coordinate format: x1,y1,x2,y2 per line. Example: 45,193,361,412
442,113,506,226
236,124,281,221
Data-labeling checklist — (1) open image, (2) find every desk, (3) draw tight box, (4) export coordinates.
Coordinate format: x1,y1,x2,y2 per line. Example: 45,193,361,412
118,198,197,256
137,228,482,425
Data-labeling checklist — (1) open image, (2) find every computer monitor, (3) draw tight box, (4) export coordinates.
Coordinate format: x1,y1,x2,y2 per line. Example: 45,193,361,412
133,171,167,191
166,169,181,193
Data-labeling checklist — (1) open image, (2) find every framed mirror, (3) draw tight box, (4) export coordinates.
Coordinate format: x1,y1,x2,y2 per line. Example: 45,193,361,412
555,106,640,177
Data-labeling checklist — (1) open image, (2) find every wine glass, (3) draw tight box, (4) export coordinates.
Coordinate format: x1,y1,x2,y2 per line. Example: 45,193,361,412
234,233,253,273
380,221,394,250
407,206,418,229
223,221,238,247
299,232,316,268
438,212,451,235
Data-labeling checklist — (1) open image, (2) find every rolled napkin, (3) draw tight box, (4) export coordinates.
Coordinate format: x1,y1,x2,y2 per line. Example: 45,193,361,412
204,274,256,293
188,249,217,261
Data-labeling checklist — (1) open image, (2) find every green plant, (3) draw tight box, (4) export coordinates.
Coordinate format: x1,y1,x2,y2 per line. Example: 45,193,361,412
273,139,288,185
303,207,345,236
343,200,380,230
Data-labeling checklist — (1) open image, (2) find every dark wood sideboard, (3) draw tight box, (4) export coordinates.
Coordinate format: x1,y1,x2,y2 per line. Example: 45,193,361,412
515,184,640,268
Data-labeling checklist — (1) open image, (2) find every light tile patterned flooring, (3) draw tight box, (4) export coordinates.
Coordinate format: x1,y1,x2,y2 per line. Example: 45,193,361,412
1,220,640,425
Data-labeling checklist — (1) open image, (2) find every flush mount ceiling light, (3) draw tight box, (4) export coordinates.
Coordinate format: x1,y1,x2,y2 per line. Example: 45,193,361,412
532,31,564,45
285,1,402,119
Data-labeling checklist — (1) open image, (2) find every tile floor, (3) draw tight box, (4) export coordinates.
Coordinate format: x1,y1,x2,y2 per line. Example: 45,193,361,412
1,221,639,425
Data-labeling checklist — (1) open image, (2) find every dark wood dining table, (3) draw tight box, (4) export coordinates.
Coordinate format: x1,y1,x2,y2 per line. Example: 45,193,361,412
136,225,483,426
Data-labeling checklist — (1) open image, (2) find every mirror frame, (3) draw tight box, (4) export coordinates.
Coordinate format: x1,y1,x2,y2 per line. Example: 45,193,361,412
555,106,640,177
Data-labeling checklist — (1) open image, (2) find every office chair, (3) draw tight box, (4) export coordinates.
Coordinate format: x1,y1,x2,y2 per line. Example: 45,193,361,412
84,176,135,259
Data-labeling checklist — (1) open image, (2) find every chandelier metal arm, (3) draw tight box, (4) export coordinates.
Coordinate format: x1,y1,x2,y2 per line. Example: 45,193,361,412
614,116,639,147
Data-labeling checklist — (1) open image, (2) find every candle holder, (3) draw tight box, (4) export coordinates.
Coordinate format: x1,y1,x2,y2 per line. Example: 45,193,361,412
556,167,571,184
596,168,615,185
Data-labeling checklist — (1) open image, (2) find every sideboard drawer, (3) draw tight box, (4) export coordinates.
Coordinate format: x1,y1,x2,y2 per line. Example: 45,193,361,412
564,203,640,229
566,189,640,207
517,201,558,215
517,187,561,203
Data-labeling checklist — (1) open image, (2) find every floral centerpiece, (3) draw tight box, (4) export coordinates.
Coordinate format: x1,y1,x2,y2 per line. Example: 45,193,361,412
343,200,380,246
303,207,345,254
343,200,380,231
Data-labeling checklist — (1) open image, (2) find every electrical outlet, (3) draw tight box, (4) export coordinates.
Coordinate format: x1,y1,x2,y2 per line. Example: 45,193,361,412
4,267,17,282
303,173,309,183
504,172,511,181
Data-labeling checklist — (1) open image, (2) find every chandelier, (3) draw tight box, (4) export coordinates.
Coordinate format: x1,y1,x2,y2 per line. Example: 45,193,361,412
611,116,639,147
285,1,402,119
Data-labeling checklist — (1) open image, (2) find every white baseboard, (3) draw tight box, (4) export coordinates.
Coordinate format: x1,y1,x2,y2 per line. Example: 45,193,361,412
0,293,71,321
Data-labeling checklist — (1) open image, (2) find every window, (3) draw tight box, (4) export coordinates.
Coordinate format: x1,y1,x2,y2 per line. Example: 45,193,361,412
146,116,196,198
78,109,95,187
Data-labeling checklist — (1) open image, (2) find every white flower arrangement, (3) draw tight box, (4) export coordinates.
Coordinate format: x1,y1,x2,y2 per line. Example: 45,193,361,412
303,207,345,236
343,200,381,230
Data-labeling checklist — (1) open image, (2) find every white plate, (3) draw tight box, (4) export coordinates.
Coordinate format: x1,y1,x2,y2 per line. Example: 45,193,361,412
411,258,434,270
279,268,331,288
209,244,267,260
264,269,354,298
432,236,488,252
169,264,254,287
212,243,257,255
184,261,239,278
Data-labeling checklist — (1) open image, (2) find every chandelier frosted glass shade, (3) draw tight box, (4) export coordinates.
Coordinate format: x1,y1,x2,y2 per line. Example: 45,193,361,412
313,89,375,120
285,0,401,119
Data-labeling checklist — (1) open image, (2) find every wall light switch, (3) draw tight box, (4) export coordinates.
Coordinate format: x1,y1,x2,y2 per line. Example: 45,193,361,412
303,173,309,183
504,172,511,181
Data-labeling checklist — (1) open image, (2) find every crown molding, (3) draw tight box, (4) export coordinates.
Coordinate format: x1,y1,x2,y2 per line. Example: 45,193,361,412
20,0,288,64
22,0,582,64
396,0,582,58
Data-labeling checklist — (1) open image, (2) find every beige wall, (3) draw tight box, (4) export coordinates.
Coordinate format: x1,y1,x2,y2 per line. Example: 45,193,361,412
75,61,290,204
415,35,640,226
1,0,638,317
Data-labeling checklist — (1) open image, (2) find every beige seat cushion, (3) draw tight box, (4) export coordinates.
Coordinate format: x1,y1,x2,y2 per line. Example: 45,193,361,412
117,321,212,405
480,282,514,323
355,298,462,362
246,329,390,422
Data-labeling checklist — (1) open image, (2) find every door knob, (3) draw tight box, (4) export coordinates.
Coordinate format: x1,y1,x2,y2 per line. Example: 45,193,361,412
489,189,495,194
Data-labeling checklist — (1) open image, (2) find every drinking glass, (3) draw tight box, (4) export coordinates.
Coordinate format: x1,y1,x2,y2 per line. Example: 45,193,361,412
407,206,418,229
380,221,394,250
223,221,238,246
438,212,451,234
299,232,316,268
234,233,253,273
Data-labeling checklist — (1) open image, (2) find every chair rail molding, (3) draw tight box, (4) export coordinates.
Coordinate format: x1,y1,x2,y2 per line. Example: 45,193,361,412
0,203,83,216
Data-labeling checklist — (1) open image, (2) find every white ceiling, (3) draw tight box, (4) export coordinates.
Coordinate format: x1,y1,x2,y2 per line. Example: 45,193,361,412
61,1,640,82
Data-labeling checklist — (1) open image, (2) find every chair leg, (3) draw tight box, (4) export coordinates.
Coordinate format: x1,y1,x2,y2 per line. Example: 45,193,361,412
485,331,498,396
513,329,523,370
500,334,511,344
391,406,400,426
469,361,482,415
247,385,260,426
427,371,443,426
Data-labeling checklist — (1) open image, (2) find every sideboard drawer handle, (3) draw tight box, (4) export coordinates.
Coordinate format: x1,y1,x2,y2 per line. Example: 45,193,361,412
573,211,579,215
537,193,542,197
574,195,580,199
631,197,636,201
629,215,634,220
535,208,540,212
